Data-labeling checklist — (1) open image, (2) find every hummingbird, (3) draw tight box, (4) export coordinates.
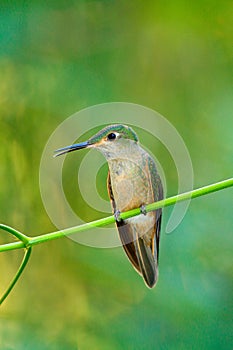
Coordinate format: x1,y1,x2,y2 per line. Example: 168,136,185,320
54,124,163,288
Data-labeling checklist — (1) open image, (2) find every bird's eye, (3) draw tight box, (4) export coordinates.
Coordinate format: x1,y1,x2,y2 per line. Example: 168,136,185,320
107,133,116,141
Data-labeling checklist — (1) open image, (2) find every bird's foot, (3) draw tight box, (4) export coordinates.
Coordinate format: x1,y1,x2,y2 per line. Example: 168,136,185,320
114,210,122,222
140,205,147,216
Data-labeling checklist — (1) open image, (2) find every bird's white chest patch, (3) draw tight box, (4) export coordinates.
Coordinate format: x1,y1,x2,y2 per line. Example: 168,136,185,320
126,212,154,225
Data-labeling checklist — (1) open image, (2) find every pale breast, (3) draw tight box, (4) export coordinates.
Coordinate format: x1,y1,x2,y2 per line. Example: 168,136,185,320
109,157,155,212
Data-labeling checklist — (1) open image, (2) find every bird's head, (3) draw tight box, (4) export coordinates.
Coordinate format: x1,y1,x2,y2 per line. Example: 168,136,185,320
54,124,139,158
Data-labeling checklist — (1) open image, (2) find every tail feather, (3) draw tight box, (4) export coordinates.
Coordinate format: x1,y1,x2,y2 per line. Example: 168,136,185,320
135,235,158,288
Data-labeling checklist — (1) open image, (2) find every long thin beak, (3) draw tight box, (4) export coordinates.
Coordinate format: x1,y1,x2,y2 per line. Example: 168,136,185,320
54,141,90,157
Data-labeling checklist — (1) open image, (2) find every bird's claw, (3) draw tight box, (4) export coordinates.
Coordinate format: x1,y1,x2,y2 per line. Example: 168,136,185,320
140,205,147,216
114,210,122,222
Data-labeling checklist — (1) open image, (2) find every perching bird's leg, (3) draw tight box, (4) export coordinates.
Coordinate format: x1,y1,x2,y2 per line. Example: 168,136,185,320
140,205,147,216
114,210,122,222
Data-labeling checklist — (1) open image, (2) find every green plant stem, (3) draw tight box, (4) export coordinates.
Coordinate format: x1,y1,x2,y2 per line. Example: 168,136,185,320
0,223,31,305
0,247,32,304
0,178,232,253
0,224,29,245
0,177,232,305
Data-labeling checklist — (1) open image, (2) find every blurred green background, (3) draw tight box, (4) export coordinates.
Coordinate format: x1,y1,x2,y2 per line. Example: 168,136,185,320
0,1,232,349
